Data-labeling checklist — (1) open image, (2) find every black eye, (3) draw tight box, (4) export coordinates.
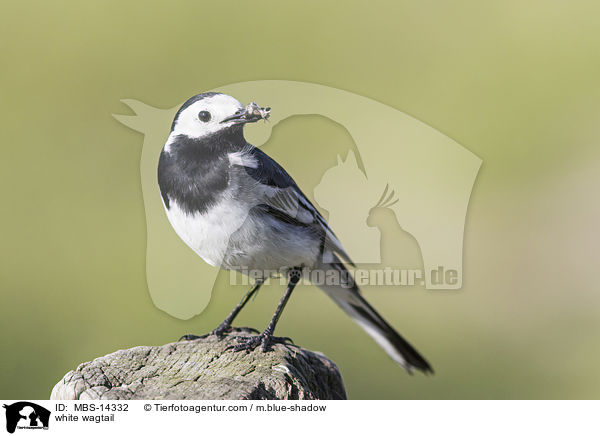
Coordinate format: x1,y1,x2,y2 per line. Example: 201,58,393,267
198,111,211,122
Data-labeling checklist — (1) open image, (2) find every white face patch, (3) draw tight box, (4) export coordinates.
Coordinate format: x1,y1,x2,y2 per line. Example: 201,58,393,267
171,94,244,140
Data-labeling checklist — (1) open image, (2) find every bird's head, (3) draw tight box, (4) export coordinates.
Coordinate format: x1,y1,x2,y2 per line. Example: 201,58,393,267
170,92,270,140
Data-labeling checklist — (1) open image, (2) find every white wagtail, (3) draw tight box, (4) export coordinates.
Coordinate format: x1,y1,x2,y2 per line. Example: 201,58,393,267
158,92,432,374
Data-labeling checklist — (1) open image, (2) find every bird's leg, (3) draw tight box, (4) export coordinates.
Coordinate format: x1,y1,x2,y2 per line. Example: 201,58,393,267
211,279,264,336
229,268,301,352
179,280,263,341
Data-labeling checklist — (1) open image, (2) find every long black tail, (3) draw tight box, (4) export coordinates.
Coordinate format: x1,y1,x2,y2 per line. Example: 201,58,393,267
314,258,433,374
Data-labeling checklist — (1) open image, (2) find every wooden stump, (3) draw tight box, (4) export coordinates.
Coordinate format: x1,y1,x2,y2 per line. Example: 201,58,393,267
50,328,346,400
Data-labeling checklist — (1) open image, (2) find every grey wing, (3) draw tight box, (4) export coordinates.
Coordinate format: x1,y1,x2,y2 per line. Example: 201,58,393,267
264,183,355,266
229,145,354,266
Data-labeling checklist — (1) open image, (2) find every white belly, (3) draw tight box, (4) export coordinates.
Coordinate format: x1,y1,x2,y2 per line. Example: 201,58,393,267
163,197,320,272
164,198,249,268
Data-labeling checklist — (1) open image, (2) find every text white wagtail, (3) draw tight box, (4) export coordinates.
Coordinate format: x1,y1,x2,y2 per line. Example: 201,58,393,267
157,92,432,374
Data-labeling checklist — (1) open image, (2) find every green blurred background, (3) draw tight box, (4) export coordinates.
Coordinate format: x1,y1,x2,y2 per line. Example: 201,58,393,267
1,0,599,399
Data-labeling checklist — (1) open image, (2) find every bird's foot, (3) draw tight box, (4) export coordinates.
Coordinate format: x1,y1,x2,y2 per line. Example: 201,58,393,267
210,322,233,338
211,324,261,338
227,331,294,352
178,326,227,341
179,325,260,342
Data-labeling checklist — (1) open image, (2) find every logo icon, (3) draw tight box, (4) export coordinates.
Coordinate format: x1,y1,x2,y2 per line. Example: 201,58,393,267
114,80,482,319
3,402,50,433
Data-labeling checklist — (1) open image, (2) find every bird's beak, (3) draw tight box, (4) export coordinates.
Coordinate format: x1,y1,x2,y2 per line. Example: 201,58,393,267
221,109,247,124
221,102,270,124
